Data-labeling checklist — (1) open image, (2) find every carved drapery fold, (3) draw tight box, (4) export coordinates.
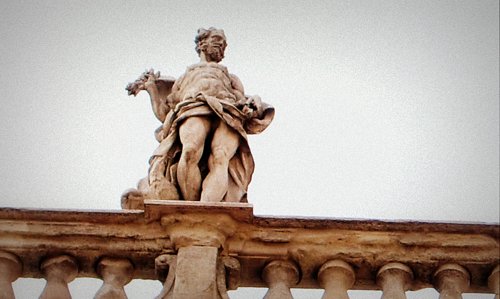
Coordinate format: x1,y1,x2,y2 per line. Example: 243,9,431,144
94,257,134,299
39,255,78,299
377,262,413,299
262,260,300,299
317,260,355,299
0,251,22,299
434,263,470,299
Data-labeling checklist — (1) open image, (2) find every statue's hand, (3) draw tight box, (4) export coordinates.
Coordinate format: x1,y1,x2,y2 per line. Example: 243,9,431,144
243,96,264,118
126,69,161,96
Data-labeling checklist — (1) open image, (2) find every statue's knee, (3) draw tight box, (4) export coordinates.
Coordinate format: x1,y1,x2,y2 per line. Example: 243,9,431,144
182,145,202,164
210,147,230,165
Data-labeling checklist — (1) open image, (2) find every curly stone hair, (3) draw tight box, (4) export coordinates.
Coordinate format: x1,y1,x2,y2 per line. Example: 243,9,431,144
194,27,227,55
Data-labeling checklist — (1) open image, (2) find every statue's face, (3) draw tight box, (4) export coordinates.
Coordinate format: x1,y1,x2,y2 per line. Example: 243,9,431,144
203,33,226,62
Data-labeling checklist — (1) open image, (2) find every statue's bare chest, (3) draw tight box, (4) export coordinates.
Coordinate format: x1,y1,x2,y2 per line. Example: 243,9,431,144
177,63,233,97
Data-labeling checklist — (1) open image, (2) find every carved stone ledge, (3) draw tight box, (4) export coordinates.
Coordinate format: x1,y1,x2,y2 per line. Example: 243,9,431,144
0,207,497,293
151,201,250,249
144,200,253,223
161,213,237,249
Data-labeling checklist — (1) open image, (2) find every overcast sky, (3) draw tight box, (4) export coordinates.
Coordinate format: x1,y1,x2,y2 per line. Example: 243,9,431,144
1,1,498,298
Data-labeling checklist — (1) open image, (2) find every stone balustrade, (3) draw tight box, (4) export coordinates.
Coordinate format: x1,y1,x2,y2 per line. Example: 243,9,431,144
0,201,498,298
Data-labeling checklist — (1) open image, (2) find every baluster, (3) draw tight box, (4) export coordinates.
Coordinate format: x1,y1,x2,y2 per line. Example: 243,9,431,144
39,255,78,299
262,260,300,299
433,263,469,299
377,262,413,299
155,254,176,299
216,256,240,299
0,251,22,299
317,260,355,299
94,257,134,299
489,265,499,299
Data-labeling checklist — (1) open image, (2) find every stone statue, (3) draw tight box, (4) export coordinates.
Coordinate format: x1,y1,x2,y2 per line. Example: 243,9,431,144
122,27,274,208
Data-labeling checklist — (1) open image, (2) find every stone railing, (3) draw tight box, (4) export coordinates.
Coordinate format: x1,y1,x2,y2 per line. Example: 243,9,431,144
0,200,498,298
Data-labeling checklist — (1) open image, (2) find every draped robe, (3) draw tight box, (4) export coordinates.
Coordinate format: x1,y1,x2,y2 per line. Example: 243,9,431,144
148,62,274,202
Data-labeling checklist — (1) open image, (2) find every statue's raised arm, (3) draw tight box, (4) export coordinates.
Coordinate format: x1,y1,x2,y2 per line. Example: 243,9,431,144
126,69,176,123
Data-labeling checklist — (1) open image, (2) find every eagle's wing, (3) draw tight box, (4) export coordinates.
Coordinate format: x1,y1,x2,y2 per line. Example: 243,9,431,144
155,76,176,109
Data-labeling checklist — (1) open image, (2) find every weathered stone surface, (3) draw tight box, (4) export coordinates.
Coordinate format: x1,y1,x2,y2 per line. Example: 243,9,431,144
0,203,498,294
173,246,219,299
123,27,274,205
144,200,253,223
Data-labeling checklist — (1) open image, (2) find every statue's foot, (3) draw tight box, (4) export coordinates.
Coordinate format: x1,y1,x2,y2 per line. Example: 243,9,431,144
150,180,180,201
121,188,145,210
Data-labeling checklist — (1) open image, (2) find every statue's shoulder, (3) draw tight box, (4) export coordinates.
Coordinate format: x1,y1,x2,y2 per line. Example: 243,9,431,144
185,62,229,74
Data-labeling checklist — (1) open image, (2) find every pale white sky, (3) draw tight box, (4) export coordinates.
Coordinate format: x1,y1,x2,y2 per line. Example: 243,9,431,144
0,1,498,298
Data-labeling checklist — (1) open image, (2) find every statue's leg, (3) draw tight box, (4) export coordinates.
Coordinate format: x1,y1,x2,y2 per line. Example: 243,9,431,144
201,121,240,202
177,116,211,201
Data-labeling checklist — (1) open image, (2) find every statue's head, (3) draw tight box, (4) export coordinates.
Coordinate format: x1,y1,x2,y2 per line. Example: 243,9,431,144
195,27,227,63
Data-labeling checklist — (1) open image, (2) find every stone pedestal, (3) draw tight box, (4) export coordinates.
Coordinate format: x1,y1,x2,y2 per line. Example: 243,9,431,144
173,246,219,299
148,201,249,299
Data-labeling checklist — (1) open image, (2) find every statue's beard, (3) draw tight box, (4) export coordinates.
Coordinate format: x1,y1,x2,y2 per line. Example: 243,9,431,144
205,45,224,62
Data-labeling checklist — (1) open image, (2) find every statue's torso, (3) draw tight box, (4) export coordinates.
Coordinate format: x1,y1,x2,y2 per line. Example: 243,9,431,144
173,62,237,103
